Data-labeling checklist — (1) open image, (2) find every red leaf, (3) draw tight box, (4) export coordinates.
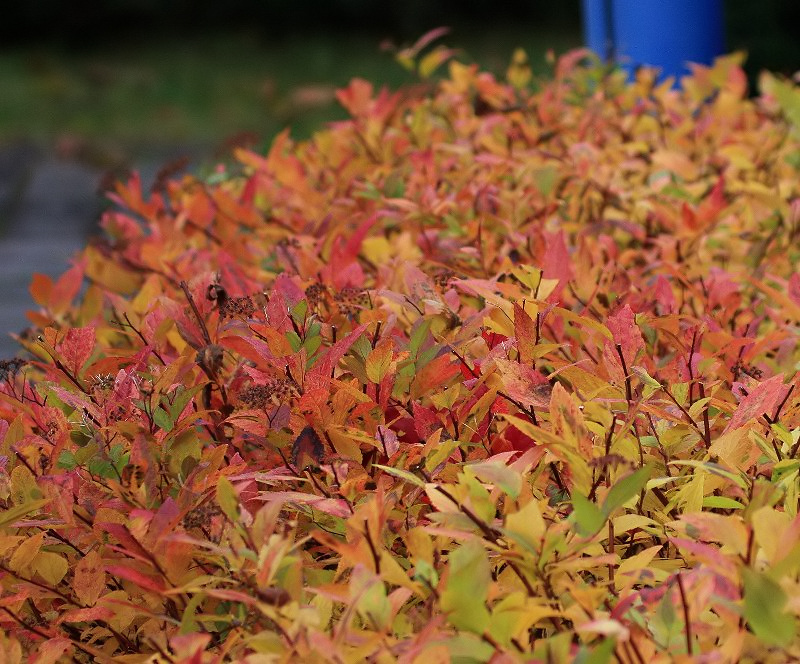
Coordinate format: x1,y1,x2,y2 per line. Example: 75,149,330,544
58,327,96,377
266,286,292,333
97,523,153,565
31,637,71,664
652,275,677,314
29,273,54,307
258,491,352,518
493,358,551,409
57,605,113,625
412,403,443,440
219,334,276,366
144,497,181,549
695,176,727,227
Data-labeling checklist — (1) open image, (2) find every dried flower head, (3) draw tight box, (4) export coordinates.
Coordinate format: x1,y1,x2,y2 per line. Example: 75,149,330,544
334,287,370,317
238,377,300,410
219,295,256,320
0,359,26,381
182,502,222,530
90,373,116,395
305,282,329,307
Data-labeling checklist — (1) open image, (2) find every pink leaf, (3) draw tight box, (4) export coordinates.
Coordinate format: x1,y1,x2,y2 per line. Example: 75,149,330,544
542,230,574,299
724,374,788,433
603,305,645,384
789,273,800,306
105,564,166,594
258,491,352,518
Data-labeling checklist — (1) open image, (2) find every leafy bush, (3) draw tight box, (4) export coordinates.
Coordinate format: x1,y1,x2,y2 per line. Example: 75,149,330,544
2,49,800,662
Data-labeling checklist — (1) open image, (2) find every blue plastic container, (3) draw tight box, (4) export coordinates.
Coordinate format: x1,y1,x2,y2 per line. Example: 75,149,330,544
581,0,725,81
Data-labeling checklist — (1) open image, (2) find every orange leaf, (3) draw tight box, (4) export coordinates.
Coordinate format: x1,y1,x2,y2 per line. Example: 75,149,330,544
74,550,107,607
411,353,460,400
514,302,538,365
29,273,53,307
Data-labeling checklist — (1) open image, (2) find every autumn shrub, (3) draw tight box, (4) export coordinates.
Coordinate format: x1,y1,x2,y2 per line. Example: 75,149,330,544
3,48,800,662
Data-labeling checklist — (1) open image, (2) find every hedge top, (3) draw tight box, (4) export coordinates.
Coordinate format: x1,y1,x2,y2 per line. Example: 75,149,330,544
3,49,800,661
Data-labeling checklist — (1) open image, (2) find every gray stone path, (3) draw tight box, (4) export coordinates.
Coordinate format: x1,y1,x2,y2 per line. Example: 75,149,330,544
0,143,201,357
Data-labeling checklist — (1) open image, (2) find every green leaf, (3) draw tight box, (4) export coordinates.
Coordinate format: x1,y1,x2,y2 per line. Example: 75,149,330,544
440,539,491,634
167,383,206,421
409,319,432,359
0,499,51,529
742,568,796,647
571,491,605,537
88,457,115,479
286,331,302,352
290,298,308,326
372,464,425,488
573,638,616,664
57,450,78,470
216,476,240,522
468,458,522,498
153,405,174,432
602,465,652,518
701,496,744,510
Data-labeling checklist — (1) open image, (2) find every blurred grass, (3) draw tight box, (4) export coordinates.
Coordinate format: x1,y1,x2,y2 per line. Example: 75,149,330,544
0,26,580,156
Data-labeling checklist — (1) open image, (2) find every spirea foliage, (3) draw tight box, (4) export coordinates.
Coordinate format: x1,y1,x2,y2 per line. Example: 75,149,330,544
2,48,800,662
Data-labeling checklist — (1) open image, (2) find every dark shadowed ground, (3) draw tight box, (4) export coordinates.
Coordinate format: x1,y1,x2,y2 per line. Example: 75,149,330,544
0,142,211,357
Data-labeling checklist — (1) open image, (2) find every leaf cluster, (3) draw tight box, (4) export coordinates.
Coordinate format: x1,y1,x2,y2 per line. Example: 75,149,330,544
2,48,800,662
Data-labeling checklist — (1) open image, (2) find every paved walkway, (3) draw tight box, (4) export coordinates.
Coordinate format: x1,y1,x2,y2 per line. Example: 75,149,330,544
0,143,200,357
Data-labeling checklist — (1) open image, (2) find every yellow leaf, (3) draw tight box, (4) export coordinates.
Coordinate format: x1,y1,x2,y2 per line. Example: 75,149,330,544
505,499,546,551
366,339,393,384
84,245,141,295
216,476,240,522
10,465,42,506
556,365,616,397
552,306,613,340
418,45,455,79
362,237,393,265
616,545,663,592
0,414,26,457
326,428,364,463
674,474,705,513
506,48,532,89
98,590,137,631
9,531,45,574
708,427,758,472
0,499,50,530
752,506,791,565
32,551,68,586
